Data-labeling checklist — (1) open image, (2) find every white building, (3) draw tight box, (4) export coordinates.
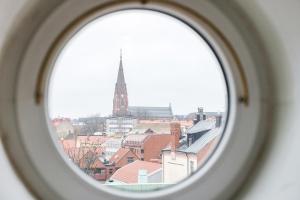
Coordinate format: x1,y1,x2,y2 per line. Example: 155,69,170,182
162,128,221,183
106,116,137,135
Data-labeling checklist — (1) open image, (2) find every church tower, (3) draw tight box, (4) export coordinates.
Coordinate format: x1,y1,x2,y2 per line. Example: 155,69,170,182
113,50,128,116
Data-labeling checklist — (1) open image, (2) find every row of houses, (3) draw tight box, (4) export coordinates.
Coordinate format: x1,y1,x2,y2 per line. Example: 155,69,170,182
60,129,173,182
60,111,223,185
107,116,223,185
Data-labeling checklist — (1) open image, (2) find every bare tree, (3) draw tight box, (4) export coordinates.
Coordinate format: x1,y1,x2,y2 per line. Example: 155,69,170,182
62,141,102,176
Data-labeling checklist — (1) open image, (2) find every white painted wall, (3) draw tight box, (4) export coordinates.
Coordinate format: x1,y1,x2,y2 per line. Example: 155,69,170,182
163,151,188,183
163,151,198,183
231,1,300,199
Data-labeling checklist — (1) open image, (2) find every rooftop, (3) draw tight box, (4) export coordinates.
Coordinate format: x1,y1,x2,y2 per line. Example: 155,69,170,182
128,106,173,119
130,122,171,134
186,112,224,120
110,148,134,164
181,128,221,154
110,160,161,183
186,120,215,134
123,134,149,145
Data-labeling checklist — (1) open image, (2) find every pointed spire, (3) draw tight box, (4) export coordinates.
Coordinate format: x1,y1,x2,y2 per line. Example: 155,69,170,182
113,49,128,117
120,48,122,61
117,49,125,84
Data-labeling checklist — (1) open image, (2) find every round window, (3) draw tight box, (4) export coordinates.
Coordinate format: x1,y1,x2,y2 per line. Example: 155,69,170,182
3,1,266,199
47,9,228,192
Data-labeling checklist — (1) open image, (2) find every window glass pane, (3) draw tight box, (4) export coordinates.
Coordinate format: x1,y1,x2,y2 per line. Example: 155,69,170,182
48,9,227,192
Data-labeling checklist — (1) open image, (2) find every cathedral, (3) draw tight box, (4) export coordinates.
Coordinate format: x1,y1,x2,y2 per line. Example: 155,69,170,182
112,50,173,119
106,51,173,135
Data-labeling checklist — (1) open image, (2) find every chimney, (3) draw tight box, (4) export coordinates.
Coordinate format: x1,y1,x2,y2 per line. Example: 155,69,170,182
215,115,222,128
170,122,181,152
198,107,203,114
194,107,204,125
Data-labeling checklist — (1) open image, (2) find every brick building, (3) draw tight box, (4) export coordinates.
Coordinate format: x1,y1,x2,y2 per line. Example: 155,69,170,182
122,130,176,162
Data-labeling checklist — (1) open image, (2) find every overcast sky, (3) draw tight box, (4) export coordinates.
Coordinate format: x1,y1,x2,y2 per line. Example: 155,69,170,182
48,10,227,119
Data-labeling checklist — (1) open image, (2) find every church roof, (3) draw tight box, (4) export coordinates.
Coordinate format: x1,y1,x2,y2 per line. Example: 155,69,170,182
128,106,173,119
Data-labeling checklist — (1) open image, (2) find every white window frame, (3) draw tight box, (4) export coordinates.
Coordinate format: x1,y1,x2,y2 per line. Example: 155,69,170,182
0,1,269,200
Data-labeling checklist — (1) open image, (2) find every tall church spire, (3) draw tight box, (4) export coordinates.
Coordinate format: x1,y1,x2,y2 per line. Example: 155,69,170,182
120,48,122,61
113,50,128,116
117,49,125,84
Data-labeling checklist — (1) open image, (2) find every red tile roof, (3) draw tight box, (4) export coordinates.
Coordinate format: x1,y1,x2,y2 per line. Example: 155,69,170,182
109,148,131,164
123,134,149,146
110,160,161,183
90,158,106,168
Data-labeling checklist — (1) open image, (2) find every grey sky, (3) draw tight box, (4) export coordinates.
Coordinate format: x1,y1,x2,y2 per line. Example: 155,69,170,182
48,10,227,119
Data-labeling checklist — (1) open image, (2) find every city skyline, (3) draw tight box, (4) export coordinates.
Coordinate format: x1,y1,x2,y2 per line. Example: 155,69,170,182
48,10,227,119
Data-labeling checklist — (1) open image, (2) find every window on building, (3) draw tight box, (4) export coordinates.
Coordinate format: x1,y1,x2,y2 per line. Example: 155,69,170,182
127,157,134,163
95,168,105,175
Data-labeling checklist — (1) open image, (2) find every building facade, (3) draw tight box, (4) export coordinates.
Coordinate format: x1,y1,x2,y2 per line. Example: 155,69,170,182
122,132,172,162
162,119,222,183
128,106,173,120
106,117,137,135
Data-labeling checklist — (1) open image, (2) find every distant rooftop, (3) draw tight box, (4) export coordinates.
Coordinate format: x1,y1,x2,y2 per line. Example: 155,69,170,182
185,111,224,120
128,106,173,119
110,148,133,164
181,128,221,154
123,134,149,146
130,122,171,134
186,120,215,134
